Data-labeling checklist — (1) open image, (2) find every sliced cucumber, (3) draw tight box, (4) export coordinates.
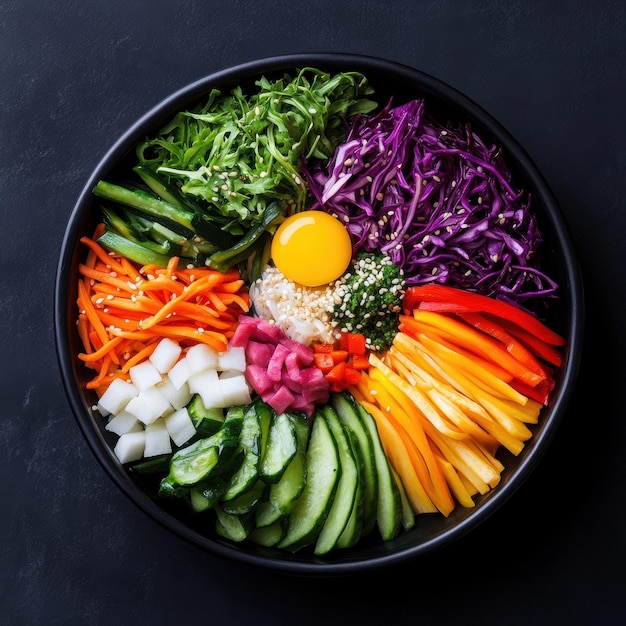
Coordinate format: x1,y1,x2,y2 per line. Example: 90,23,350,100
254,499,283,528
221,479,267,516
168,439,221,486
189,477,228,513
314,406,359,555
260,411,297,483
214,505,253,542
164,406,243,487
247,518,288,547
255,413,310,528
335,426,365,550
278,413,340,552
129,453,171,476
330,391,379,536
222,404,262,501
391,466,416,531
355,401,402,541
187,395,224,438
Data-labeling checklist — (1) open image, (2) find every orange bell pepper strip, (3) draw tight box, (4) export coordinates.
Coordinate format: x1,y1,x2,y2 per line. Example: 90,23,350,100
400,311,547,388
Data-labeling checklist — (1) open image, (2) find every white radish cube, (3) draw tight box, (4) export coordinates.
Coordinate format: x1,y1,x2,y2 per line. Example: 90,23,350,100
94,404,110,418
218,374,251,407
105,411,142,436
125,387,171,425
218,346,246,372
98,378,138,415
129,360,163,391
144,420,172,457
188,368,225,409
157,376,192,410
186,343,219,374
114,431,145,463
164,407,196,447
218,370,239,379
168,357,191,390
149,338,182,373
187,367,219,396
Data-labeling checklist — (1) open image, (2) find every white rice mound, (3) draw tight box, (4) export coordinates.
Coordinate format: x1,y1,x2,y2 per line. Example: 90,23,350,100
249,265,344,346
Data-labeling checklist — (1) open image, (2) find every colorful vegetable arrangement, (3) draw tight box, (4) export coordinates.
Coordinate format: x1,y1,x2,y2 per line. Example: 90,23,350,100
74,68,565,555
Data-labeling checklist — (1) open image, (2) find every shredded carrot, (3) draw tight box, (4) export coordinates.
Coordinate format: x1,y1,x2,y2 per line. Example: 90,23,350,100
76,227,249,394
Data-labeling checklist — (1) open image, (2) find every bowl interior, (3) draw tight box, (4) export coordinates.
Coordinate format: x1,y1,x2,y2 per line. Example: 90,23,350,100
55,53,584,574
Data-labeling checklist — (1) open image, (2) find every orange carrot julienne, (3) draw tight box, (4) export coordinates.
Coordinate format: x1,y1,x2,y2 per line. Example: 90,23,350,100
76,231,249,396
79,236,127,275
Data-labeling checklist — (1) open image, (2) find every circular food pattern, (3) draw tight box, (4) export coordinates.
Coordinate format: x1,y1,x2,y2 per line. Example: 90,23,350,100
68,65,570,559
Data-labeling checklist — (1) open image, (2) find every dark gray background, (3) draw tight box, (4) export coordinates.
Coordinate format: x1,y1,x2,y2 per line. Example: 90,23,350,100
2,1,624,623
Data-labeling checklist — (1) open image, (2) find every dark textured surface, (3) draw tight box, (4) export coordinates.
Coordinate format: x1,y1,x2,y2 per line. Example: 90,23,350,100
2,1,624,623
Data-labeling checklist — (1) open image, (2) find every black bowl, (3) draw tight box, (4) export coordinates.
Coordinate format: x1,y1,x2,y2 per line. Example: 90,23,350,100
54,53,584,575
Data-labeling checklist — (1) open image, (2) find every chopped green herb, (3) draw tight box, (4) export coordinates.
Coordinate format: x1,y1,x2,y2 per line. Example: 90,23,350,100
332,252,405,351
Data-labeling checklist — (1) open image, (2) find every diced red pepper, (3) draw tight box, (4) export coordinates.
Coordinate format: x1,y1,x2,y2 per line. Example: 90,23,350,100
349,354,370,370
313,332,370,391
326,361,347,383
313,352,334,374
330,349,349,364
312,342,333,354
339,333,350,351
344,366,362,386
347,332,367,355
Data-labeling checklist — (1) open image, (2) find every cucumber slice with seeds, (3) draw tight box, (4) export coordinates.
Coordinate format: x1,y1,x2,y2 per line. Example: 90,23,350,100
278,413,340,552
314,406,359,555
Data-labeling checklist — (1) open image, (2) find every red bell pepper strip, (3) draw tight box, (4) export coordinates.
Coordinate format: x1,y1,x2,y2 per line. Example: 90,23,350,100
490,316,563,368
509,376,555,406
457,312,550,379
403,284,565,347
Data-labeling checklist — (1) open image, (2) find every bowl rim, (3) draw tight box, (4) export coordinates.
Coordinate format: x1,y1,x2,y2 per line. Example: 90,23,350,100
54,52,585,575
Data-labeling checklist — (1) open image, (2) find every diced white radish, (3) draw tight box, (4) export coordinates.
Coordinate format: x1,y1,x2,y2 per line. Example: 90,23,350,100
129,360,162,391
218,374,251,407
186,343,219,374
125,387,171,425
144,420,172,457
164,407,196,447
188,368,225,409
105,411,142,436
217,346,246,372
157,376,193,410
114,431,145,463
98,378,138,415
95,404,110,418
168,357,191,390
149,338,182,373
187,367,219,396
219,370,240,379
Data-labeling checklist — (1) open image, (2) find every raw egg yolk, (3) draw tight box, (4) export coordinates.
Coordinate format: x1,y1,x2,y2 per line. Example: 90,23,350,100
271,210,352,286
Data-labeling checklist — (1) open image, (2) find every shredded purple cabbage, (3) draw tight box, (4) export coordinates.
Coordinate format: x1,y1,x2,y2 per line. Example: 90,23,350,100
301,98,558,305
